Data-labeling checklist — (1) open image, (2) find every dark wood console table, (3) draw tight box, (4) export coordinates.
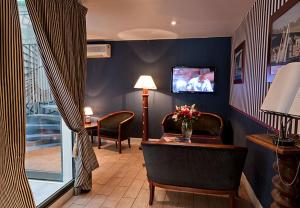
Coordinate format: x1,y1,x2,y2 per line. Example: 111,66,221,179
247,134,300,208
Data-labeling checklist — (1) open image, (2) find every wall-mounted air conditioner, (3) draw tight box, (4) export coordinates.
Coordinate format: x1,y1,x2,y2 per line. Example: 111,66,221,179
87,44,111,58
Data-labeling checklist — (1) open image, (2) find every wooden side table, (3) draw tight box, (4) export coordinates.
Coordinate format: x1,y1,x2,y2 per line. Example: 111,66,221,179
247,134,300,208
84,122,98,143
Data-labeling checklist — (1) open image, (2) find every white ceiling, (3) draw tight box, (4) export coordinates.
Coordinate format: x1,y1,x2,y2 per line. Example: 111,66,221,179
83,0,255,41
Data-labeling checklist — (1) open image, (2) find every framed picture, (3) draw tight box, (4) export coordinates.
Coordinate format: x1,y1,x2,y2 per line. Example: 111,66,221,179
234,41,245,84
268,0,300,82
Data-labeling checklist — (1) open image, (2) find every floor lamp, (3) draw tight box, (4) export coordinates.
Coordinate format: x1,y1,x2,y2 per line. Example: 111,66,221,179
134,75,157,143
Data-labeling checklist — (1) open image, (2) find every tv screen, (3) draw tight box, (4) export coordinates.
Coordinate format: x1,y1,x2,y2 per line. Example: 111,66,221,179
172,66,215,93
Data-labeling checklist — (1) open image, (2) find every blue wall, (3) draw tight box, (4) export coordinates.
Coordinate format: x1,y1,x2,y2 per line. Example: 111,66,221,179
86,38,232,138
229,107,275,207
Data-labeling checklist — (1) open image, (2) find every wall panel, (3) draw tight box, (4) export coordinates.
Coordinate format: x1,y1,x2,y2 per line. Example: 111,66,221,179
86,38,231,139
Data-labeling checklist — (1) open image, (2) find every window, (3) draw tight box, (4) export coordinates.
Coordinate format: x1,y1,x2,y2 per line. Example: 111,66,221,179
17,1,73,206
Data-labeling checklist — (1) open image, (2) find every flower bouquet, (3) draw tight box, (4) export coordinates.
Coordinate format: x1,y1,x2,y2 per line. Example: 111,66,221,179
172,104,201,140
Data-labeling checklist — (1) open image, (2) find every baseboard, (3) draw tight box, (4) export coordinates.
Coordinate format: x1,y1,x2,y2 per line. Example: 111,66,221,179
241,173,263,208
49,188,73,208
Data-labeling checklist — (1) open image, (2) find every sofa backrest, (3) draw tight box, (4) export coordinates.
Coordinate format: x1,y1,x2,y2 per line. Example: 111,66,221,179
162,112,223,136
142,142,247,191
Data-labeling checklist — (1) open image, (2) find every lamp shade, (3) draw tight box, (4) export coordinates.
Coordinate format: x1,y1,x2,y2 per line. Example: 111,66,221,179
261,62,300,116
134,75,157,90
84,107,93,116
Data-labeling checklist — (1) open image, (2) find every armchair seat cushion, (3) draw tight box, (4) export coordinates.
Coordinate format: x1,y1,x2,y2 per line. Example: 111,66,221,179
99,127,118,137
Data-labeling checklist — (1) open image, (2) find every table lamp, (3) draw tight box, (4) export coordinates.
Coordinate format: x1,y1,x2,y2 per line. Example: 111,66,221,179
134,75,157,142
84,107,93,124
261,62,300,146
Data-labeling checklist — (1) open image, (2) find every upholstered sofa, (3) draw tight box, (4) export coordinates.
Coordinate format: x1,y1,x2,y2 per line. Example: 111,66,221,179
97,111,134,153
142,141,247,208
162,112,224,143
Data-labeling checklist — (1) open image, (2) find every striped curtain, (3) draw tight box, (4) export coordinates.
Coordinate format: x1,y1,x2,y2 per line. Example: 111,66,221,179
0,0,35,207
25,0,99,194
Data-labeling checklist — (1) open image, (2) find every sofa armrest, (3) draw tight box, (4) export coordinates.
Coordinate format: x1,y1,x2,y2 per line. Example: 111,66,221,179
161,113,172,133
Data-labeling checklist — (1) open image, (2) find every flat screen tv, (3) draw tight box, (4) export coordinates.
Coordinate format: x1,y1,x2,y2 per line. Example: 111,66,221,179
172,66,215,93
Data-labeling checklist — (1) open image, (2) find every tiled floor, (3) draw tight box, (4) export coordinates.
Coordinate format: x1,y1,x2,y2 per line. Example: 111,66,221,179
61,139,254,208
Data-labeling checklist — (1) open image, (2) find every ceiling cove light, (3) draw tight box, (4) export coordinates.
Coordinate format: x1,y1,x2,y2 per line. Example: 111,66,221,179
171,20,177,26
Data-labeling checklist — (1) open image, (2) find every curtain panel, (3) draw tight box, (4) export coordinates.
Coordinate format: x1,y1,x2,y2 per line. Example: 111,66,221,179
0,0,35,207
25,0,99,194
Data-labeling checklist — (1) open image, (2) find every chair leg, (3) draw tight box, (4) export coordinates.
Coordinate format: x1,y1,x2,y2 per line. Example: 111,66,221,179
98,136,101,149
149,182,155,205
128,138,131,148
115,141,117,148
229,193,236,208
118,139,121,154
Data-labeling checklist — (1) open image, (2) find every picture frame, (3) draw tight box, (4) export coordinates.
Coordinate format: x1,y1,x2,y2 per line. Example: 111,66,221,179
233,41,245,84
267,0,300,82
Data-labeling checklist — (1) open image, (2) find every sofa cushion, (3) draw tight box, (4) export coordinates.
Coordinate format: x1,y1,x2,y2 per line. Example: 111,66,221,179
192,129,212,135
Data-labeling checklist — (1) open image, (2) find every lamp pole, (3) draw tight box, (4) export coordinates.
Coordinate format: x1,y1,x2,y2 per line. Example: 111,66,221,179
142,88,149,142
134,75,157,145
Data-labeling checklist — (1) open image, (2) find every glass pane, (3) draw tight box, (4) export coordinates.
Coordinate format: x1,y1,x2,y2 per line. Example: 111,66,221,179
18,0,62,176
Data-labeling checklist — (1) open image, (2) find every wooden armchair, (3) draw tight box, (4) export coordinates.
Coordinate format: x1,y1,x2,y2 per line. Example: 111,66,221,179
97,111,134,153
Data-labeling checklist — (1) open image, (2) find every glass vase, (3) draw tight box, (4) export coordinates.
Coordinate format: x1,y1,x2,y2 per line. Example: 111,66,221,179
181,121,192,141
